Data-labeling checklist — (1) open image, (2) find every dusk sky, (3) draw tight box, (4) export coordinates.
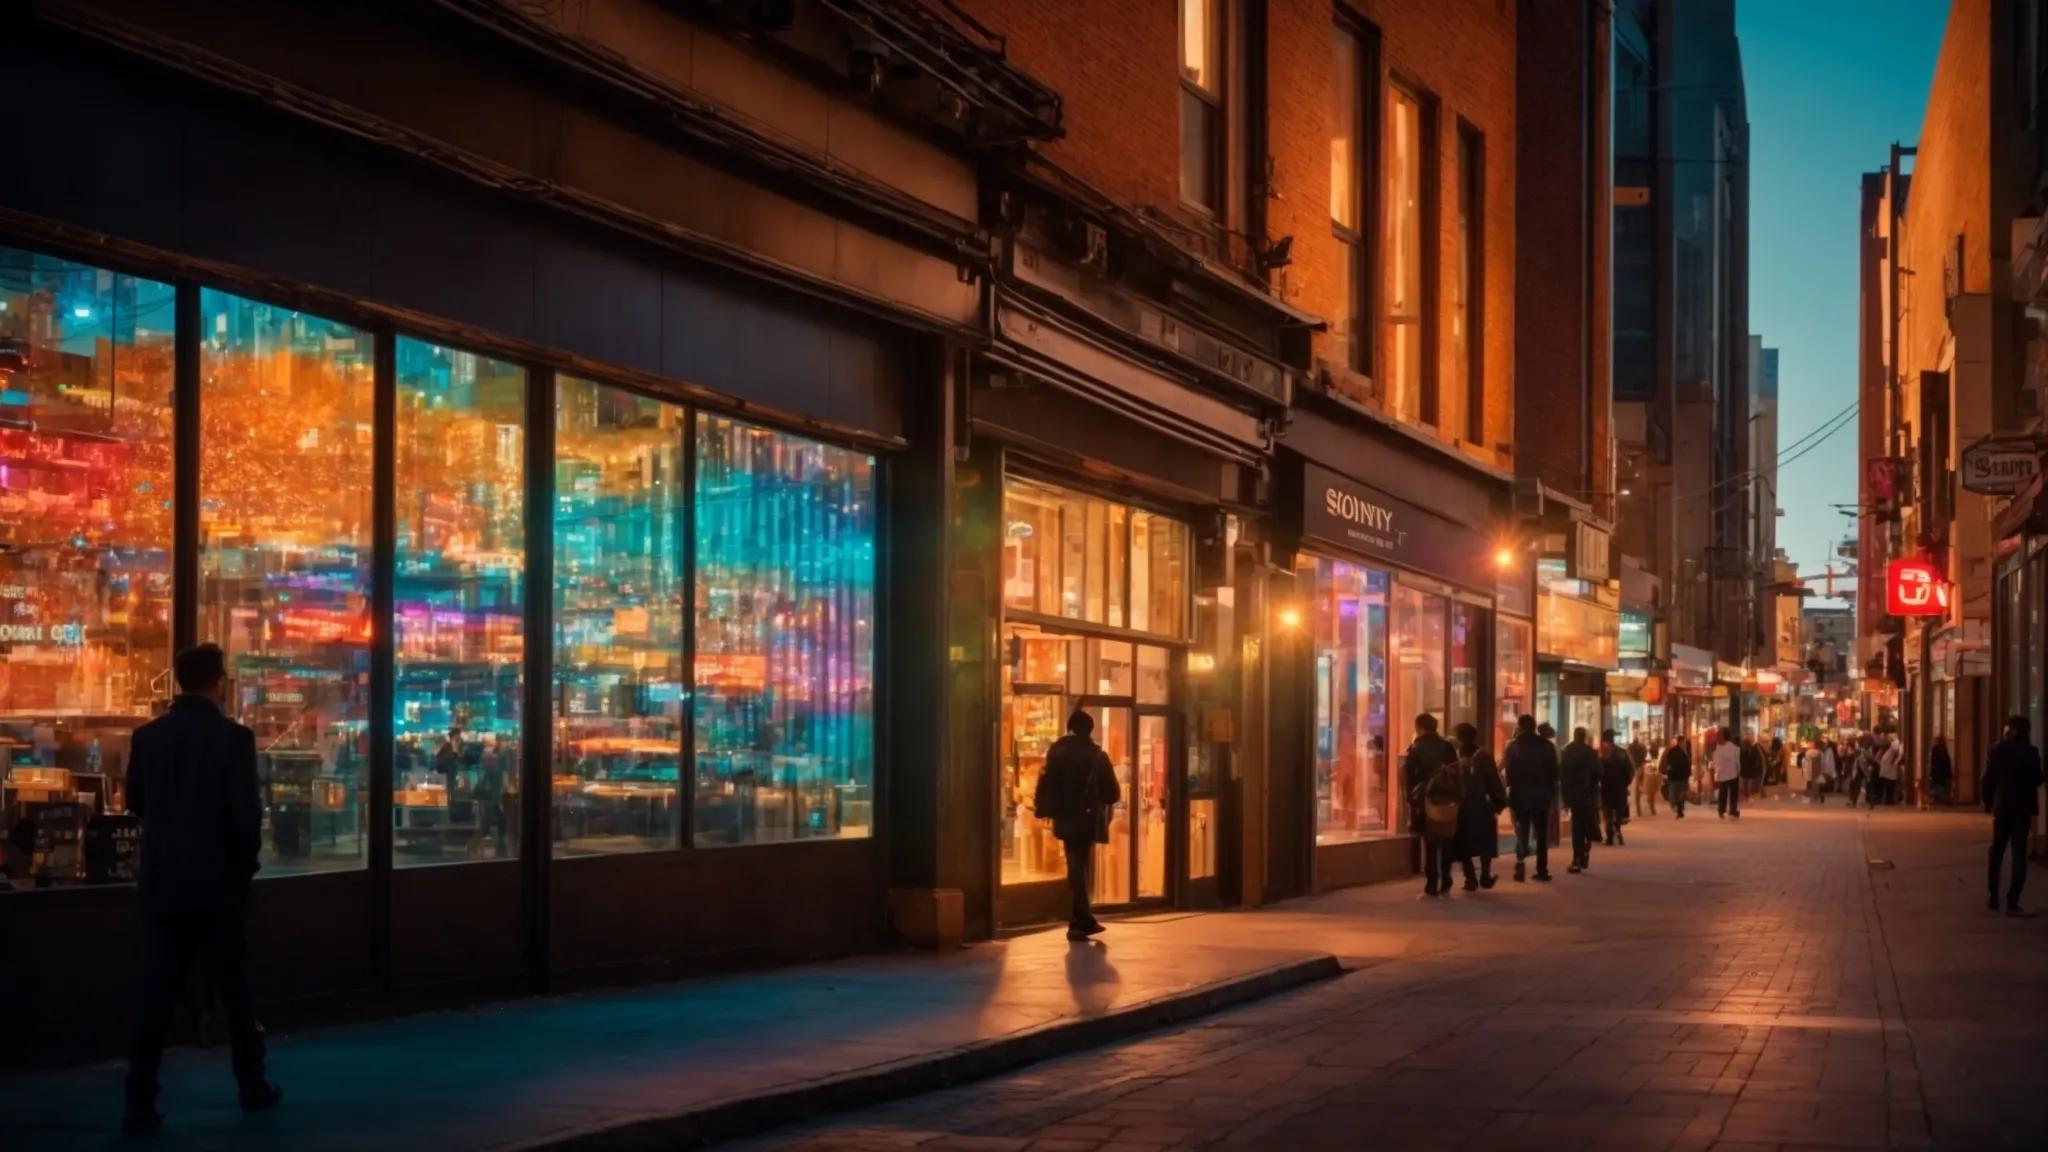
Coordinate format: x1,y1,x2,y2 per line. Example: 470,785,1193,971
1736,0,1950,596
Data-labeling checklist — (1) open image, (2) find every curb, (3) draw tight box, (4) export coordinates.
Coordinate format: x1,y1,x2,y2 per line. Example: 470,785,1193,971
509,953,1343,1151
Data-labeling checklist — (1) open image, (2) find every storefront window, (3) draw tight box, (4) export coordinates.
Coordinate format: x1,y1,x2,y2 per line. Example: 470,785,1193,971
1131,510,1190,637
693,415,875,846
200,290,371,875
0,246,174,890
552,377,684,855
1449,602,1480,736
392,338,525,865
1304,557,1389,841
1495,617,1531,753
1392,583,1448,769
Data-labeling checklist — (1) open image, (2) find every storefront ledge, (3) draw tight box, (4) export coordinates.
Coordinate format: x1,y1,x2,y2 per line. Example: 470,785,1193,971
507,953,1341,1152
887,886,965,950
1314,834,1420,893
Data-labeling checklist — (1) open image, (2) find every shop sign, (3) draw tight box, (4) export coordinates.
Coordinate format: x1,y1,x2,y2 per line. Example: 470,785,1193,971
1959,437,2039,495
1884,558,1949,617
1566,521,1612,583
1299,463,1492,591
1713,661,1745,684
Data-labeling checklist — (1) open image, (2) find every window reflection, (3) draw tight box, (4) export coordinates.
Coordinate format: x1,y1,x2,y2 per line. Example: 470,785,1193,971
1495,617,1532,754
1392,583,1447,829
200,290,371,874
693,414,874,845
392,338,524,865
0,246,174,890
1304,557,1389,841
552,377,684,855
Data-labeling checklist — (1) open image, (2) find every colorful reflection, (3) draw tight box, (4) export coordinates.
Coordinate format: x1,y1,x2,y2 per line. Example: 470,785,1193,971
1302,556,1389,840
693,415,874,845
552,376,684,855
0,246,173,889
200,290,372,875
392,338,524,864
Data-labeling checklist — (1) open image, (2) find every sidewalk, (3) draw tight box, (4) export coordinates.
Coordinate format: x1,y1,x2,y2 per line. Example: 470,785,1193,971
0,912,1339,1151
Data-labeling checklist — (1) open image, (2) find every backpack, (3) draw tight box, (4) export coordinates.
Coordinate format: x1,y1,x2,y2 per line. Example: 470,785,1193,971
1422,757,1463,840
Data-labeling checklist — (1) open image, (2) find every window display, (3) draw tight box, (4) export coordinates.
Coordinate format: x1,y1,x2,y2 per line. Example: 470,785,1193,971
1002,479,1188,638
0,246,173,890
693,415,874,846
200,290,372,875
1392,582,1448,764
552,377,685,855
391,338,525,865
1303,556,1390,841
1449,602,1480,737
1495,617,1533,752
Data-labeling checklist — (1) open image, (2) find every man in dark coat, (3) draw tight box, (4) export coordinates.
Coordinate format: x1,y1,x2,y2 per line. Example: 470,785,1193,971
1598,729,1633,847
1559,727,1602,873
1035,710,1121,940
1928,736,1955,805
1739,735,1766,801
1402,713,1460,896
1452,723,1507,891
124,644,281,1133
1502,714,1558,883
1981,715,2044,916
1662,737,1692,818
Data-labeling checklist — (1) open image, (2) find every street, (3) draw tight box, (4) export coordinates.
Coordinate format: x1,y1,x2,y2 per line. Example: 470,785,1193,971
745,799,2048,1152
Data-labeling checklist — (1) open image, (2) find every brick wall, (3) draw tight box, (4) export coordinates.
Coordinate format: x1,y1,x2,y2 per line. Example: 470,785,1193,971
958,0,1519,467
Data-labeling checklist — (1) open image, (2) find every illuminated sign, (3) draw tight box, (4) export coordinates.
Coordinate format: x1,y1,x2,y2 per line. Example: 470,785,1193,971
1884,559,1949,617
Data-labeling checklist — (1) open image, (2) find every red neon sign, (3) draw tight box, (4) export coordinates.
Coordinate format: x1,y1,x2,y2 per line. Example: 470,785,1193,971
1885,558,1949,617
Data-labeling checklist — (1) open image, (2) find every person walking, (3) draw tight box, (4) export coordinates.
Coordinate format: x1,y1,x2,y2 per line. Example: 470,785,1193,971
1662,736,1692,818
1034,710,1121,941
1630,727,1657,817
123,644,282,1134
1598,729,1632,847
1928,735,1954,806
1876,733,1903,808
1808,738,1836,805
1713,726,1743,819
1982,716,2044,916
1403,714,1461,896
1739,734,1765,802
1560,727,1601,873
1452,723,1507,891
1503,714,1558,882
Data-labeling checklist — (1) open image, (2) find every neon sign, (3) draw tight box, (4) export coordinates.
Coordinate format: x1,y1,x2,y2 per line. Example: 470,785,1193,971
1884,559,1949,617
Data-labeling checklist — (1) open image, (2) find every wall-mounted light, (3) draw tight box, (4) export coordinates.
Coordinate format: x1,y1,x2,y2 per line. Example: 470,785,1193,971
1276,606,1303,630
1493,547,1517,571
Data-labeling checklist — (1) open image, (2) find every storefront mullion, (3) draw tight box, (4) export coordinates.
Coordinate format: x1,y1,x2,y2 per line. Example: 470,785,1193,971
521,364,555,984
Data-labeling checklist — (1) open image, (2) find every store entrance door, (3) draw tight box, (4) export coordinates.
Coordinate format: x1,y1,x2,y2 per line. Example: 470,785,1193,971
1075,701,1176,909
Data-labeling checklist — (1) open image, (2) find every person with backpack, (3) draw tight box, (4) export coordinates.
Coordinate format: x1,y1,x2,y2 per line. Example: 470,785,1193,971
1560,727,1602,873
1452,722,1507,891
1502,714,1558,882
1033,711,1121,941
1598,729,1633,847
1661,736,1692,818
1403,714,1460,897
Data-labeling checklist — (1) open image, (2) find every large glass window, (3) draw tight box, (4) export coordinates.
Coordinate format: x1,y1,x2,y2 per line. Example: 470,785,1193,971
1131,510,1191,638
693,415,874,846
1003,479,1187,639
1391,583,1447,828
392,338,525,865
1178,0,1224,212
1449,602,1480,737
1384,84,1428,423
200,290,372,875
1303,556,1390,841
0,247,174,890
552,377,685,856
1496,616,1533,753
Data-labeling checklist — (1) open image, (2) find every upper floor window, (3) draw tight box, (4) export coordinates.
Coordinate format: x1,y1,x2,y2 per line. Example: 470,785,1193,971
1330,21,1374,377
1179,0,1224,212
1453,123,1484,444
1384,82,1433,424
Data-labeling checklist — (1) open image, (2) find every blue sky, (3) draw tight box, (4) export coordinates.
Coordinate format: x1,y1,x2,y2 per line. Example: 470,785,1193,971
1736,0,1950,592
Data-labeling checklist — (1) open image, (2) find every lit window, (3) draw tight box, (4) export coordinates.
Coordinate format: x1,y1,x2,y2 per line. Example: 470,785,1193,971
1384,85,1429,423
1179,0,1224,211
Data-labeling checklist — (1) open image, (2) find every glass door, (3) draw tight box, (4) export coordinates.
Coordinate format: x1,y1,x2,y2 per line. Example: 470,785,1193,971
1136,712,1171,898
1080,703,1133,907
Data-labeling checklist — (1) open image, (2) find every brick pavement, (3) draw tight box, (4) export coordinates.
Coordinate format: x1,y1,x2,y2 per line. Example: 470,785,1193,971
745,801,2048,1152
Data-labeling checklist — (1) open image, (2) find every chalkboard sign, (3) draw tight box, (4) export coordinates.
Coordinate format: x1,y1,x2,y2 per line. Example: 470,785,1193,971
85,813,141,884
28,801,84,882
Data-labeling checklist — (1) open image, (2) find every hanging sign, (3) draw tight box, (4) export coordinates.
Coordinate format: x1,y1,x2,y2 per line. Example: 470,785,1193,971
1884,558,1949,617
1959,438,2041,495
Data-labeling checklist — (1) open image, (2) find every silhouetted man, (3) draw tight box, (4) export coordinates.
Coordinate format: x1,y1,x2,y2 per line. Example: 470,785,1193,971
1035,710,1120,941
1560,727,1601,873
124,644,281,1132
1503,715,1558,882
1598,729,1632,847
1982,715,2044,916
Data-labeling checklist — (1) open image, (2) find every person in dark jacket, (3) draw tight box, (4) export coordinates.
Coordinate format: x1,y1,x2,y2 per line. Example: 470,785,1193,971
1452,723,1507,891
1035,710,1122,940
1502,714,1558,882
1559,727,1601,873
1928,735,1955,805
1598,730,1633,847
1661,737,1692,818
1981,716,2044,916
1739,735,1765,801
1402,714,1460,896
123,644,281,1133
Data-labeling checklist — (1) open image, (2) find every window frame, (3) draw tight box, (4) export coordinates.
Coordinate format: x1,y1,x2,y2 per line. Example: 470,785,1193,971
1456,121,1485,445
1382,78,1439,427
1330,11,1380,378
1178,0,1227,216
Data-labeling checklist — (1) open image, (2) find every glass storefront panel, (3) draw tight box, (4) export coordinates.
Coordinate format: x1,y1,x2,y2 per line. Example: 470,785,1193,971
1087,705,1133,906
1002,480,1063,617
1303,555,1389,841
692,415,875,846
1131,510,1191,638
392,338,525,865
1495,617,1532,752
1392,582,1448,760
1,247,174,889
199,290,371,875
1449,602,1480,736
1136,712,1169,898
2031,549,2045,743
551,377,685,856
